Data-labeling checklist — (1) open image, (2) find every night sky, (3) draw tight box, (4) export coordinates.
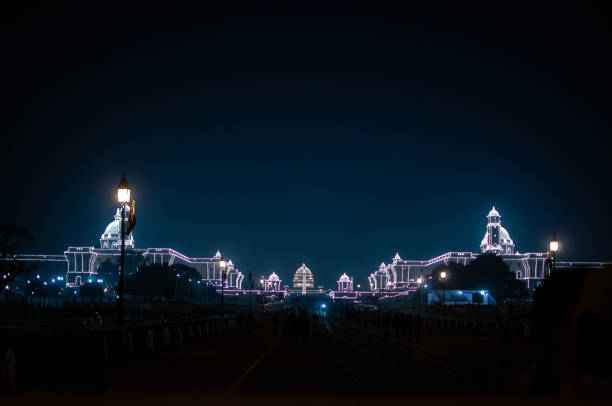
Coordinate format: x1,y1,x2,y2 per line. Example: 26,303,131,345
3,3,610,287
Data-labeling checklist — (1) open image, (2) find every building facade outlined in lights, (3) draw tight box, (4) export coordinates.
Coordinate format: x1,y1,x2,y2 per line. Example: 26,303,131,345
368,206,608,291
37,207,244,289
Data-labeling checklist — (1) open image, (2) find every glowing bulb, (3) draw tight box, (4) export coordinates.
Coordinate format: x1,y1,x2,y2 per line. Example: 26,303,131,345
550,241,559,252
117,173,131,204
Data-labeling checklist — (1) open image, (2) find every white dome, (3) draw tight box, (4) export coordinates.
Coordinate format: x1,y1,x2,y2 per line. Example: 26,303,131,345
339,273,351,282
104,220,121,236
481,233,488,246
100,207,134,249
487,206,500,217
268,272,280,282
293,263,314,289
499,226,512,242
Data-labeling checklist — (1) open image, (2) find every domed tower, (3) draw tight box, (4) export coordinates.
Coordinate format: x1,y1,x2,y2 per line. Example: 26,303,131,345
265,272,281,291
100,207,134,249
292,263,315,295
337,273,353,292
480,206,515,254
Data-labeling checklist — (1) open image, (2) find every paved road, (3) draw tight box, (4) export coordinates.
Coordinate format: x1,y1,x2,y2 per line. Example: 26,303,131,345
233,318,537,397
6,314,542,403
96,315,538,396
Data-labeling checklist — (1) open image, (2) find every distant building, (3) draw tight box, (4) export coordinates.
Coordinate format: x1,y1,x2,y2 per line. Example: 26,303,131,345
369,206,609,290
480,206,515,254
337,273,353,292
12,207,244,289
289,263,320,295
264,272,282,291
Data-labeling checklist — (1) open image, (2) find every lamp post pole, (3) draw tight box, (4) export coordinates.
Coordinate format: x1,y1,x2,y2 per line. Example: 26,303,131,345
116,173,130,327
548,233,559,274
440,271,448,320
118,203,126,325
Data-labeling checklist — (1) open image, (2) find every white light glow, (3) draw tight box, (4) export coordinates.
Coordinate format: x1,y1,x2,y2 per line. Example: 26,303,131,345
117,188,130,204
550,241,559,252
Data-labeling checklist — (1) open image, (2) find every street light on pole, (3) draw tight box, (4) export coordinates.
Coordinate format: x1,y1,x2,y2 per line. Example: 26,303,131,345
548,233,559,273
219,256,227,326
439,270,448,319
116,173,131,326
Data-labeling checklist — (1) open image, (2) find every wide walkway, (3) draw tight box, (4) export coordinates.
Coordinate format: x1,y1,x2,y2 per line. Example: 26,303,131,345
5,313,546,404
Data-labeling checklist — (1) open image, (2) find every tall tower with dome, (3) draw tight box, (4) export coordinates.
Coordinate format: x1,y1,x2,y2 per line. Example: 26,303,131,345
480,206,515,254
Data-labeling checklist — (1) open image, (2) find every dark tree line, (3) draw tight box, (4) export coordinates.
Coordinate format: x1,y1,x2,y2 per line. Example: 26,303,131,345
96,253,144,289
430,253,528,300
125,263,218,300
1,224,36,286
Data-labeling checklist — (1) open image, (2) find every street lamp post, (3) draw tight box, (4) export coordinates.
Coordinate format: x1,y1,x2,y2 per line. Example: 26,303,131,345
548,233,559,273
439,271,448,319
219,257,227,326
116,173,131,326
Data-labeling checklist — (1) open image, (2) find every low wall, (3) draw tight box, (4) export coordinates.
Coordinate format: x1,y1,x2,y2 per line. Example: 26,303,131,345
0,315,237,390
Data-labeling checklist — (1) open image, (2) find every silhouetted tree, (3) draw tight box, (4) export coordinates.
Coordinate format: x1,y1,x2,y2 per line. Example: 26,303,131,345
430,262,465,290
43,284,61,297
25,281,44,296
1,224,36,286
125,263,207,300
430,254,528,300
96,259,119,288
96,253,144,290
79,282,104,298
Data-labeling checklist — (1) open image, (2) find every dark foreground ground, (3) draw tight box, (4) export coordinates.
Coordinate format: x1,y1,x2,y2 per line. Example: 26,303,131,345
4,312,610,405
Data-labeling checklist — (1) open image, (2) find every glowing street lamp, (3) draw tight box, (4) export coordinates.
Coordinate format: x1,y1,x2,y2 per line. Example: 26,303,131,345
549,233,559,253
416,277,424,313
547,233,559,272
116,173,131,326
439,269,449,318
117,173,131,204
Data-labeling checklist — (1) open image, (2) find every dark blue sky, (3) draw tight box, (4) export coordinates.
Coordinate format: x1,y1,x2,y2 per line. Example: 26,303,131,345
3,3,610,287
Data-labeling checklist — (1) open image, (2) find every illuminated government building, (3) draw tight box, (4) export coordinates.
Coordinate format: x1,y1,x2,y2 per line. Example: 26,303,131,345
16,206,244,289
368,206,608,291
11,205,607,295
